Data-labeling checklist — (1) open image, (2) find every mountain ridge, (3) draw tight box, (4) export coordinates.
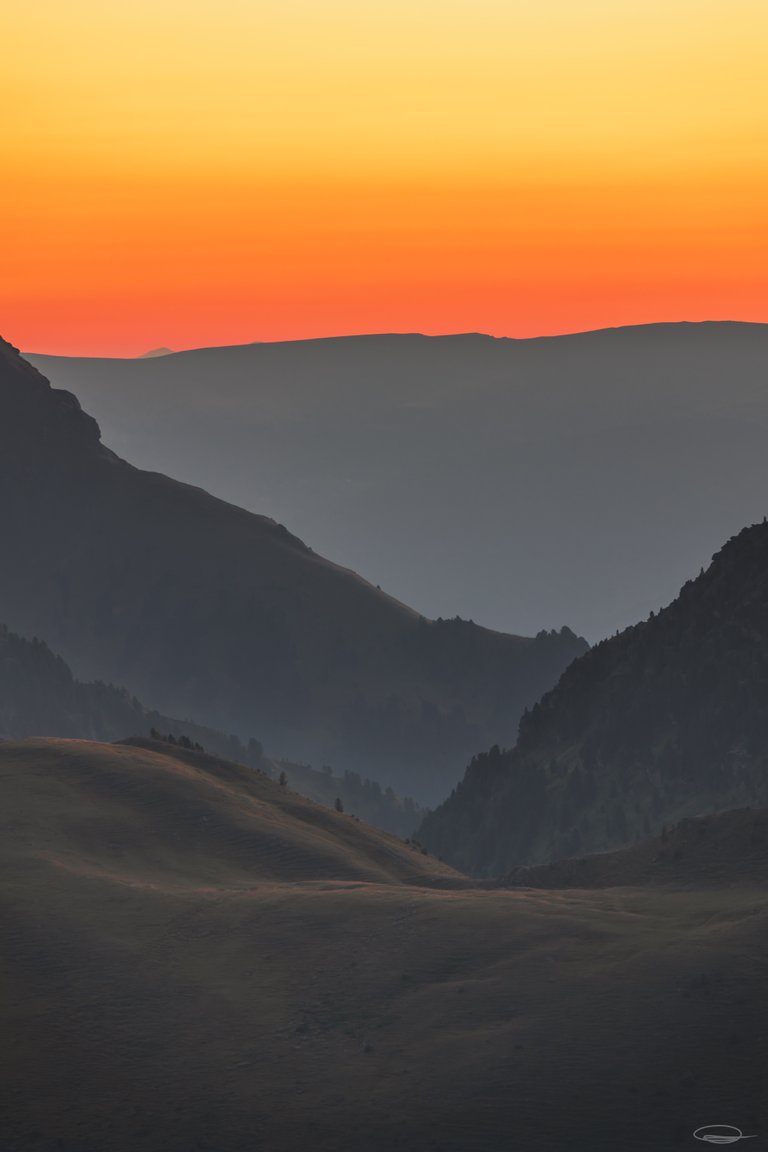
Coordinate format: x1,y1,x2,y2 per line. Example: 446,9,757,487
0,337,585,802
29,321,768,640
506,806,768,889
28,318,767,360
420,518,768,872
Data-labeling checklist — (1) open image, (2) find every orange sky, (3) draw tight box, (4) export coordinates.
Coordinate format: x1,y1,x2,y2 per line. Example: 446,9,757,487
4,0,768,355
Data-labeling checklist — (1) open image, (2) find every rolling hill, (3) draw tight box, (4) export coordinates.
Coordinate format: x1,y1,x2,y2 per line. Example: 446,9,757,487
0,621,424,834
0,738,452,887
29,321,768,640
3,737,768,1151
420,519,768,874
0,337,585,802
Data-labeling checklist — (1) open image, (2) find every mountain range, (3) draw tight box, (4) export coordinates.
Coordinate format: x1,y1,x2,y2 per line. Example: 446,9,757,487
420,519,768,874
30,321,768,640
0,621,242,755
0,337,584,802
5,323,768,1150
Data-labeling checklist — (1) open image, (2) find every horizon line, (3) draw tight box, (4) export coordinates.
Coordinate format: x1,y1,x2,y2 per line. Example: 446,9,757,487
24,317,767,361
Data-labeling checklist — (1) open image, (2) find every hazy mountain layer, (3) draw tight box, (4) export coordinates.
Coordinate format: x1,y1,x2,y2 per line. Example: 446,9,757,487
0,338,584,802
271,755,426,837
0,616,425,833
0,622,244,757
30,321,768,639
420,520,768,874
3,737,768,1152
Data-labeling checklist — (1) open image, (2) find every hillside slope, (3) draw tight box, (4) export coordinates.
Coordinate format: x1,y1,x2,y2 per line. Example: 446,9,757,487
421,520,768,874
0,622,425,833
30,321,768,639
507,807,768,889
0,622,245,758
0,739,455,886
4,738,768,1151
0,337,585,802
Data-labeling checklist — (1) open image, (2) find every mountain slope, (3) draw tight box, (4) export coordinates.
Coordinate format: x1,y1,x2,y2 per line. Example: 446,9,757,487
30,321,768,639
507,807,768,889
0,338,585,801
0,618,426,833
3,738,768,1151
0,622,245,758
420,520,768,874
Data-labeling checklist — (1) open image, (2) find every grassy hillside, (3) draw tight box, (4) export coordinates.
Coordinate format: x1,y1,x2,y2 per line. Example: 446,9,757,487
30,321,768,640
420,520,768,873
271,756,426,837
3,738,768,1151
0,739,454,886
0,622,425,834
0,337,586,802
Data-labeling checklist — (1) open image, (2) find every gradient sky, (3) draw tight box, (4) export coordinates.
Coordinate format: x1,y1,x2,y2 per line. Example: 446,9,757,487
5,0,768,355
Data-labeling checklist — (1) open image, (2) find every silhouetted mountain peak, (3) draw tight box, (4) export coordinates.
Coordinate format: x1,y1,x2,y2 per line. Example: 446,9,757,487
0,335,103,454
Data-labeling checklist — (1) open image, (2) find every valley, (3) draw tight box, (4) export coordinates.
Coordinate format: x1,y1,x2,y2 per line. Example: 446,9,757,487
3,739,768,1152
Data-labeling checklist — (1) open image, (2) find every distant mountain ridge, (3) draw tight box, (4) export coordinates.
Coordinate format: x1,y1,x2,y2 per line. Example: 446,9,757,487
0,337,585,802
0,622,241,757
420,520,768,873
29,321,768,640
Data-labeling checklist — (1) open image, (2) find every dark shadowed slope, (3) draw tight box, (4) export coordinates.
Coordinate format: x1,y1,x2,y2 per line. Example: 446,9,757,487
507,807,768,888
30,322,768,639
0,338,585,802
3,738,768,1152
420,520,768,874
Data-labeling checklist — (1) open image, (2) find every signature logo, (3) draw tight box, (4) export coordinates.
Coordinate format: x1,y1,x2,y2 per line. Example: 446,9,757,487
693,1127,758,1145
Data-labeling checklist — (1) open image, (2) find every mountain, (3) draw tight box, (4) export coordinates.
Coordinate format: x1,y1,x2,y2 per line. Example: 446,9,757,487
137,346,174,358
0,617,425,833
4,737,768,1152
0,622,245,758
29,321,768,640
420,520,768,874
0,338,585,802
507,807,768,889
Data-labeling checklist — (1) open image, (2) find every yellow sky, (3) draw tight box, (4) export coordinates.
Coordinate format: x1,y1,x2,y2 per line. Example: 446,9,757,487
4,0,768,353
